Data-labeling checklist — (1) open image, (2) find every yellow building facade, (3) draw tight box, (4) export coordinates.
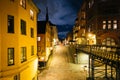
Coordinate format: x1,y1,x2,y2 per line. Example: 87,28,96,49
0,0,39,80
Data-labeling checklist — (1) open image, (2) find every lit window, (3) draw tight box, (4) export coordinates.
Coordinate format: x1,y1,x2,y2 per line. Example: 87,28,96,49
103,21,106,23
21,47,27,63
20,0,26,9
113,24,117,29
8,48,14,66
103,21,106,29
108,20,111,23
30,9,34,20
31,28,34,38
103,24,106,29
88,0,94,8
108,24,111,29
31,46,34,56
8,15,14,33
37,37,41,41
88,2,91,8
113,20,117,23
107,20,111,29
113,20,117,29
21,19,26,35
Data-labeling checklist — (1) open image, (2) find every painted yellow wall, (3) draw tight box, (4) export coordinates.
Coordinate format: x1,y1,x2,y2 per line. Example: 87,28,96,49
20,58,38,80
0,0,39,80
0,5,1,77
0,0,20,72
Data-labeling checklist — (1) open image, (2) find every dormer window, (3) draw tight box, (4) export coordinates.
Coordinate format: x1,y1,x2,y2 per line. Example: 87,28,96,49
30,9,34,20
20,0,26,9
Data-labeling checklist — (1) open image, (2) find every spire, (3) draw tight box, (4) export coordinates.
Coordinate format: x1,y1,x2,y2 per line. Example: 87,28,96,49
46,7,49,21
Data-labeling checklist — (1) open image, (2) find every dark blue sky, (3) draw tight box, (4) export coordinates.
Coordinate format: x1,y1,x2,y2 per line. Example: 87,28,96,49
33,0,82,39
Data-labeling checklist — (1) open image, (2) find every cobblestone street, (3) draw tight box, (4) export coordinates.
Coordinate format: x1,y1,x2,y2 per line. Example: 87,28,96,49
38,45,87,80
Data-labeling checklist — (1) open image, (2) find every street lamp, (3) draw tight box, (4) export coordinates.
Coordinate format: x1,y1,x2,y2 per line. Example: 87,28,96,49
87,33,96,45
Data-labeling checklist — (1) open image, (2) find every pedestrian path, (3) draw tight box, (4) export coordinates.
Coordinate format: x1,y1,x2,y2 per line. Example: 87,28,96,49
38,45,87,80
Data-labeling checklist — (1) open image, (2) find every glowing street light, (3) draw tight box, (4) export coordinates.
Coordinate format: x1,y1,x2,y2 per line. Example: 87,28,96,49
87,33,96,45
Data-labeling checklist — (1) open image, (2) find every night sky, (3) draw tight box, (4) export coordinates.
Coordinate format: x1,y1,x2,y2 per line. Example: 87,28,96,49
33,0,82,39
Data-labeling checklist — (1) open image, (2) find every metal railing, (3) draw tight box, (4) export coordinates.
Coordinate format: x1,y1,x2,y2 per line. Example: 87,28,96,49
77,45,120,63
76,44,120,80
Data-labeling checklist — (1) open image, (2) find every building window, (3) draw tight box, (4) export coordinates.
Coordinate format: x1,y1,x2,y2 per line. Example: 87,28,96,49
31,46,34,56
32,77,35,80
31,28,34,38
108,24,111,29
21,19,26,35
102,37,116,46
30,9,34,20
8,15,14,33
8,48,14,66
113,20,117,29
20,0,26,9
102,21,106,29
21,47,27,63
37,37,41,41
14,74,20,80
88,0,94,8
108,20,111,29
37,46,41,52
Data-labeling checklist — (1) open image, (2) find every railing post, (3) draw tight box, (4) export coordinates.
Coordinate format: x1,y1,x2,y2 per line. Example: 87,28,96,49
87,45,94,80
104,61,108,79
116,47,120,80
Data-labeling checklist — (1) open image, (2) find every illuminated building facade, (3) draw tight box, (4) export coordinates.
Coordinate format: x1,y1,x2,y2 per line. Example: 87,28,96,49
37,21,53,67
0,0,39,80
86,0,120,45
37,7,58,67
77,0,120,45
77,0,87,45
50,24,59,46
73,18,79,44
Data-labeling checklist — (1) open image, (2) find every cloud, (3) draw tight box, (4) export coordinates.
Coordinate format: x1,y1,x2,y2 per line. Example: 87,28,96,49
33,0,82,25
33,0,82,39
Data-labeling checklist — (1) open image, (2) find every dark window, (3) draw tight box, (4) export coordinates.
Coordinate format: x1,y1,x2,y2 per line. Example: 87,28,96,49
14,74,20,80
32,77,35,80
31,28,34,38
8,15,14,33
37,46,41,52
31,46,34,56
8,48,14,66
21,19,26,35
21,47,27,63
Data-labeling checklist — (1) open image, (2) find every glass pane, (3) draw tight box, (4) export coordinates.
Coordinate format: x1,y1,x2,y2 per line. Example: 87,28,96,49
113,24,117,29
103,21,106,23
8,48,14,65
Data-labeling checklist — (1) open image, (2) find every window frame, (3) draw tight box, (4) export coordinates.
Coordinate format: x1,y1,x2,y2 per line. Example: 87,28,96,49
20,0,26,9
30,9,34,20
21,19,26,35
14,74,20,80
31,28,34,38
31,46,34,56
21,47,27,63
8,48,14,66
8,15,14,33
